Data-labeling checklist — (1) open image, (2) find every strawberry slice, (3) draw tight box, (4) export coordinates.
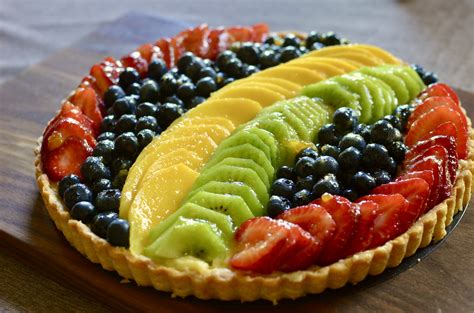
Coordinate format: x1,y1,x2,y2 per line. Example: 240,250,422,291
89,58,121,97
419,121,457,143
279,228,320,272
277,204,336,252
397,170,435,207
372,178,430,232
42,136,93,182
405,106,468,159
407,96,467,132
136,43,163,64
69,87,104,126
406,157,442,205
226,26,253,42
345,200,378,255
43,117,96,151
155,38,172,68
44,101,96,136
230,217,318,273
312,194,359,265
356,194,407,248
205,28,228,60
420,83,460,105
121,51,149,77
251,23,270,42
179,24,210,58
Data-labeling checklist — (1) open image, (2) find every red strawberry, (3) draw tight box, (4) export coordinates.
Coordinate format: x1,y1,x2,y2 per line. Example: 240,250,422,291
251,23,270,42
78,75,97,90
44,117,96,152
407,96,467,132
372,178,430,232
89,59,121,97
226,26,253,42
312,194,359,265
397,170,435,207
419,121,457,143
356,194,407,248
69,87,103,127
405,106,468,159
277,204,336,252
136,43,163,63
44,101,96,136
406,157,442,205
155,38,172,68
121,51,148,77
230,217,318,273
345,200,378,255
420,83,460,105
205,28,227,60
42,136,93,182
279,228,321,272
179,24,210,58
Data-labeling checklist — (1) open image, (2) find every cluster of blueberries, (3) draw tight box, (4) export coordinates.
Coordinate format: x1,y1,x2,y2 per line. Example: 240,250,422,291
267,105,413,217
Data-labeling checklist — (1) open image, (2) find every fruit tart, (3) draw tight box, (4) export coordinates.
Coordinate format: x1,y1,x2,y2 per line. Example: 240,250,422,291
35,23,474,302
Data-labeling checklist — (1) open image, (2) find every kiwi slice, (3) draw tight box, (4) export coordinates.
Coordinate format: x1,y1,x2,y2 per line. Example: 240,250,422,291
375,76,398,115
359,66,410,105
379,65,425,100
187,190,254,226
251,115,300,143
244,128,279,168
186,181,264,216
212,157,271,188
203,143,274,182
146,202,234,245
260,107,311,141
143,217,228,263
192,164,269,206
300,80,362,114
331,74,374,123
355,74,386,122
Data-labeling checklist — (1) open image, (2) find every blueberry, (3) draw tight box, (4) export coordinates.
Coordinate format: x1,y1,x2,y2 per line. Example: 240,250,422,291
114,132,139,157
373,170,391,186
309,42,325,51
125,82,141,96
110,158,132,175
97,131,116,142
148,59,167,81
321,32,341,46
282,33,301,47
276,166,296,181
104,85,126,108
351,171,376,195
186,96,206,110
185,59,205,82
267,195,291,217
394,104,414,131
362,143,390,171
312,175,340,199
317,124,340,146
95,189,121,213
177,52,195,73
386,157,398,176
137,129,155,150
296,147,319,160
296,175,316,191
389,141,408,164
370,120,397,145
139,80,160,103
341,189,358,202
270,178,296,199
241,65,259,77
353,123,371,142
338,147,362,169
198,67,217,81
422,71,438,85
100,115,116,133
58,174,81,198
136,102,157,118
222,77,235,86
115,114,137,134
176,74,191,86
339,133,366,151
91,178,113,196
135,115,159,133
293,189,312,206
63,183,93,209
279,46,301,63
113,97,136,117
155,103,184,128
295,156,316,177
119,67,140,90
216,51,236,70
93,140,115,164
176,82,196,101
306,31,323,48
411,64,425,77
107,218,130,248
196,77,217,97
383,115,402,131
313,156,339,179
264,36,276,45
224,58,243,77
164,95,184,108
333,107,357,133
160,73,178,97
71,201,96,223
91,212,118,239
80,156,111,182
259,50,280,69
319,144,340,159
237,43,260,65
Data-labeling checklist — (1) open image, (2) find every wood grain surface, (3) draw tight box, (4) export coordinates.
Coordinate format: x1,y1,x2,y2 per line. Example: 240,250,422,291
1,7,474,313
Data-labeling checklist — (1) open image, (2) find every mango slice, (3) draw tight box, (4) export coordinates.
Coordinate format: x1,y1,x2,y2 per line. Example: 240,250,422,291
212,86,285,107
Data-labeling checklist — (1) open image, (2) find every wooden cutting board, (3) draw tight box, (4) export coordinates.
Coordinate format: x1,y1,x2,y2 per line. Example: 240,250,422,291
0,12,473,313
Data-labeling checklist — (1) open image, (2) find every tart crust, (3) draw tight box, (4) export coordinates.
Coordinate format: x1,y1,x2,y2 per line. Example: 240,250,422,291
35,98,474,303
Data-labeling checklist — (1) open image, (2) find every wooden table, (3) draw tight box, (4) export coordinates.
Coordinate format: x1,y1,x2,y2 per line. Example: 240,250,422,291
1,1,473,312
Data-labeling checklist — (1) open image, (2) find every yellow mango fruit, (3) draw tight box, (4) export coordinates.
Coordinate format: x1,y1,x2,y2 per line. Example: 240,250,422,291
286,58,345,77
128,163,199,254
253,66,325,86
184,98,262,125
212,86,285,107
217,82,294,98
168,116,235,133
160,123,232,143
302,57,359,72
226,77,301,95
304,44,402,65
